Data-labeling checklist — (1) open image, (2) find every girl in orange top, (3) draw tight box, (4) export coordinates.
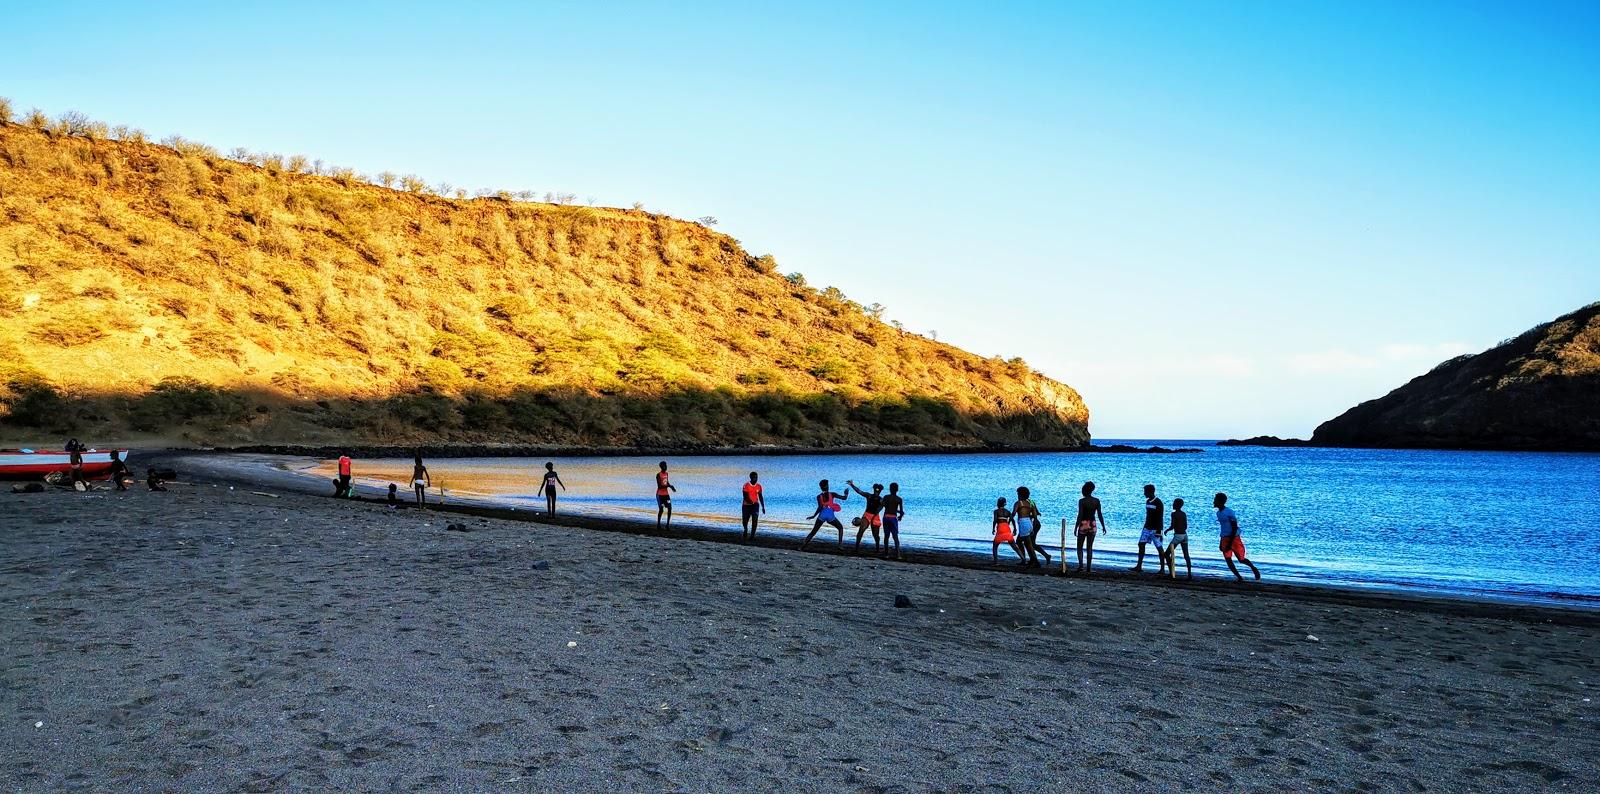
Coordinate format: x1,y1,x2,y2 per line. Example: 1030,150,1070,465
991,497,1026,565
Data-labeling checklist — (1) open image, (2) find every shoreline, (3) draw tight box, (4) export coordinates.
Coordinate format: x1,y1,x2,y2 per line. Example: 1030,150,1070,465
220,442,1204,458
156,450,1600,626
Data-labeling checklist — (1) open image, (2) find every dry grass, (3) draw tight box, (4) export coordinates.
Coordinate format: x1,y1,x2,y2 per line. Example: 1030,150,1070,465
0,116,1089,446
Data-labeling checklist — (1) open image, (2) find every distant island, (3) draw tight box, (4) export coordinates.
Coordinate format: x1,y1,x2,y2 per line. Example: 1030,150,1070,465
0,111,1088,449
1227,302,1600,452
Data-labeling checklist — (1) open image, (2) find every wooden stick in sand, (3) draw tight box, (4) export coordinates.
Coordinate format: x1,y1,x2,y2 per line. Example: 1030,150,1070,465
1060,518,1067,574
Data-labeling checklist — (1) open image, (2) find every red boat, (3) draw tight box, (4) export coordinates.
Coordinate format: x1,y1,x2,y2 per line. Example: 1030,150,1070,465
0,449,130,481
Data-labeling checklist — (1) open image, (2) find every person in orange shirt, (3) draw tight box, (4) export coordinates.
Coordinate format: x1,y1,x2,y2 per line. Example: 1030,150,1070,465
336,454,353,498
740,471,767,541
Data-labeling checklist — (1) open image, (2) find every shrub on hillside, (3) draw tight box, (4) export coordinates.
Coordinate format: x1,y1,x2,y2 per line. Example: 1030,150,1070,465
129,376,249,431
31,317,107,347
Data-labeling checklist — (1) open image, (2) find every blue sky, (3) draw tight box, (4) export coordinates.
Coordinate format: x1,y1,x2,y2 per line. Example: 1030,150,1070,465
6,1,1597,438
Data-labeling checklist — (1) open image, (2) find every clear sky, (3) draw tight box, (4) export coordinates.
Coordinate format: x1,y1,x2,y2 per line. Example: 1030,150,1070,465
6,1,1597,438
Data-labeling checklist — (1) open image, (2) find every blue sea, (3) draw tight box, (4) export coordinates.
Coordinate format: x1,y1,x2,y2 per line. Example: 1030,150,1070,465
321,441,1600,608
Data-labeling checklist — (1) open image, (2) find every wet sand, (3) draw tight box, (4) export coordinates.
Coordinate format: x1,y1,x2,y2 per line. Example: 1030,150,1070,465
3,471,1598,791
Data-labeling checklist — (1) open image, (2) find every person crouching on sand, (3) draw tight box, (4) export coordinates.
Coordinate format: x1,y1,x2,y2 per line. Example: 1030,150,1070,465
411,454,430,506
1014,486,1050,568
740,471,766,541
1214,492,1261,582
1164,498,1192,579
1075,481,1107,573
992,497,1026,565
801,479,850,550
846,479,884,555
881,482,905,560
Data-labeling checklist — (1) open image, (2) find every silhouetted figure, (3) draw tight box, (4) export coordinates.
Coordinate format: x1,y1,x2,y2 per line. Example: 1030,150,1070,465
108,450,132,491
542,462,566,516
387,483,400,507
1075,481,1107,573
412,453,430,506
740,471,766,541
146,468,167,491
68,440,84,488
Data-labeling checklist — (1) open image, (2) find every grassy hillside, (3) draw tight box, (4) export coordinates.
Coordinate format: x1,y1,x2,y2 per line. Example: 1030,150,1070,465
0,111,1088,448
1311,301,1600,451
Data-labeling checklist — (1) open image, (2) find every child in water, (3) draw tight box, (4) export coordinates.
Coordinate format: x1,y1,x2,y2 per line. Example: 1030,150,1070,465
991,497,1026,565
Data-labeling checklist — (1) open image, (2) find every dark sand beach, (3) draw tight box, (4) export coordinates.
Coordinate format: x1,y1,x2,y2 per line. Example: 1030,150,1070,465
4,467,1598,792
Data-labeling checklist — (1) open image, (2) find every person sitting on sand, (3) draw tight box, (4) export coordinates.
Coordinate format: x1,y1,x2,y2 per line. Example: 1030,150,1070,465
1163,498,1192,579
337,454,353,497
1133,484,1169,575
1075,481,1108,574
1214,492,1261,582
992,497,1026,565
740,471,766,541
146,467,167,492
387,483,400,507
542,462,566,517
800,479,850,550
1014,486,1050,568
109,450,132,492
846,480,885,555
411,454,430,507
655,461,676,528
881,482,905,560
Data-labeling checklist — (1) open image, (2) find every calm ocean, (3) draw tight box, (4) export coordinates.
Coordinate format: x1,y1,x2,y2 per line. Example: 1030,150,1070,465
323,441,1600,607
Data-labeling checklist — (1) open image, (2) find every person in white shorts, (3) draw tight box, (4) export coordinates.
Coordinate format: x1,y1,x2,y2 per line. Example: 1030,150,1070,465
1133,483,1168,574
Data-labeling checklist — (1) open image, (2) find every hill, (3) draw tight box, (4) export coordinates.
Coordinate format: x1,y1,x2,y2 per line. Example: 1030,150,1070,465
0,111,1088,448
1310,301,1600,451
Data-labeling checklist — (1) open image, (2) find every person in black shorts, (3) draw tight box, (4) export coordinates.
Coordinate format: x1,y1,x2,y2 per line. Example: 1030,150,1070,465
655,461,676,528
541,462,566,516
880,483,905,560
740,471,766,541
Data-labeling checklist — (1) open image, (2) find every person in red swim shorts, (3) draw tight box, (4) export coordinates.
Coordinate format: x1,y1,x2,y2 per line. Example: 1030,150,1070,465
1214,492,1261,582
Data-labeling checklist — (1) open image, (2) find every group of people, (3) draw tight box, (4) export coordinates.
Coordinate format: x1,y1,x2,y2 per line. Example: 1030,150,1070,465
350,455,1263,583
990,481,1261,582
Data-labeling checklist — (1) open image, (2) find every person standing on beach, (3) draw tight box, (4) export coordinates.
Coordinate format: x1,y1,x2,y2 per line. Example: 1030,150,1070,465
1214,492,1261,582
1133,484,1168,574
337,454,353,498
881,482,905,560
801,479,850,550
740,471,766,541
68,440,84,488
846,480,885,555
411,454,430,506
1164,498,1192,579
655,461,676,528
1075,481,1108,573
1014,486,1050,568
992,497,1026,565
541,462,566,517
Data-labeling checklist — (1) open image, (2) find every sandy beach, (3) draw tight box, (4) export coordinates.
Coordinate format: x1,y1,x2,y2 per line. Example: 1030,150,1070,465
4,466,1598,792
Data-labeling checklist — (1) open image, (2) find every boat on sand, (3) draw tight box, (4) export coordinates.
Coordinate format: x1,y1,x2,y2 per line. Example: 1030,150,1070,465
0,449,130,482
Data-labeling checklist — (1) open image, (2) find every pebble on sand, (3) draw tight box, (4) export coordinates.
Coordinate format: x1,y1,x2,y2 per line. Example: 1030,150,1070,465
566,641,578,648
1307,634,1320,642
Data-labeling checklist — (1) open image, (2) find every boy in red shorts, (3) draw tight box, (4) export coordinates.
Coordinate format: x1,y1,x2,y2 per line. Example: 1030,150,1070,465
1213,492,1261,582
